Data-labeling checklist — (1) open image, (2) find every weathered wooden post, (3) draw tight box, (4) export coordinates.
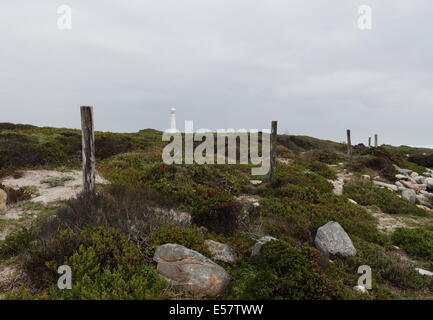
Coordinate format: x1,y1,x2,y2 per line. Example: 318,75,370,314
80,106,96,194
269,121,277,181
374,134,378,147
368,137,371,148
346,129,352,160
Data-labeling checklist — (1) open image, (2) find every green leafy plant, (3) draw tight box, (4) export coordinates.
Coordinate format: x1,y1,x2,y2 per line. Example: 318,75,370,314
40,176,74,187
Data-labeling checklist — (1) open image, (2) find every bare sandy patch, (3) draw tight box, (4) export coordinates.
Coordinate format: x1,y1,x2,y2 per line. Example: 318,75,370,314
2,170,107,204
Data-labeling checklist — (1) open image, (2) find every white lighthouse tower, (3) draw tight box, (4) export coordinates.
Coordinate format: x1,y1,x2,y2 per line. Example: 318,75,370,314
167,107,177,133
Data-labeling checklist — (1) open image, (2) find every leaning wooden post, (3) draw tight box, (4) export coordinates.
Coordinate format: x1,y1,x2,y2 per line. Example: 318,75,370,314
80,106,96,194
346,129,352,160
269,121,278,181
368,137,371,148
374,134,378,147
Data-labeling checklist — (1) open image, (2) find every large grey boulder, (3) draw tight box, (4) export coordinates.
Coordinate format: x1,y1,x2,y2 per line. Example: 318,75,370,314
401,189,417,204
0,189,6,213
153,244,230,296
204,240,236,264
251,236,277,257
315,221,356,257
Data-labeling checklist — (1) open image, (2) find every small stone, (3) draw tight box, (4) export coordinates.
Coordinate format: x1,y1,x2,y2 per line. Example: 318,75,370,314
348,199,358,205
397,168,413,176
395,174,409,181
251,236,277,257
250,180,263,185
373,181,398,191
415,268,433,277
204,240,236,264
353,285,368,293
361,175,370,180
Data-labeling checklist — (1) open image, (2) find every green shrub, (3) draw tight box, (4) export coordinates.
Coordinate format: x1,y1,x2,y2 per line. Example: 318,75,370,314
21,227,167,299
147,225,211,256
230,241,330,300
0,228,34,259
392,228,433,260
352,240,433,291
100,153,251,215
0,183,32,205
268,162,334,194
259,185,383,245
343,179,428,216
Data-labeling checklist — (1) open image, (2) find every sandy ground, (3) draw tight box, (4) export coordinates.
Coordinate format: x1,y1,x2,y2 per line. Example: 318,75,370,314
329,168,353,196
363,205,407,233
0,169,107,238
1,169,107,205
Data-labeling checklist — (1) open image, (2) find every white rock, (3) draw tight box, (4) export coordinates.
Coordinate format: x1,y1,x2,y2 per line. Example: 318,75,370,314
250,180,263,185
373,181,398,191
395,174,410,181
348,199,358,205
415,268,433,277
251,236,278,257
353,285,368,293
204,240,236,264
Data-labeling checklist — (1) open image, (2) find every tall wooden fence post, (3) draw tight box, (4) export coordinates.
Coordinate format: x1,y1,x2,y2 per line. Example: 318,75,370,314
346,129,352,160
81,106,96,194
368,137,371,148
269,121,277,181
374,134,378,147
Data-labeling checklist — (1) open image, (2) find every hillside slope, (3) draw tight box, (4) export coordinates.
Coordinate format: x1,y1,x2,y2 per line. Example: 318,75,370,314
1,123,432,300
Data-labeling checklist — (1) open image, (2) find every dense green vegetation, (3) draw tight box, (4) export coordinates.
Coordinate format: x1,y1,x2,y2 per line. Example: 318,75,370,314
1,123,433,300
343,179,428,216
392,228,433,261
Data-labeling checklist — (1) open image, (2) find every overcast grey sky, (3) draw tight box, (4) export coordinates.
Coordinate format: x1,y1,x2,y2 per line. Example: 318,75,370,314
1,1,432,146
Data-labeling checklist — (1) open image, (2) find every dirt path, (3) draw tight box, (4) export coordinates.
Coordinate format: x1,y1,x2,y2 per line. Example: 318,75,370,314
329,166,353,196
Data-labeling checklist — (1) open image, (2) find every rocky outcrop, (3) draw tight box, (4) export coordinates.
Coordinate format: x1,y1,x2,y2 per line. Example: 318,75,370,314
0,189,6,213
251,236,277,257
315,221,356,257
204,240,236,263
153,244,229,296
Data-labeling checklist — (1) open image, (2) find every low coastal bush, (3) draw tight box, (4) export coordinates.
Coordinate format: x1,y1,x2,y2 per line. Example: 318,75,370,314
343,179,428,216
14,227,167,299
230,241,330,300
392,228,433,261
